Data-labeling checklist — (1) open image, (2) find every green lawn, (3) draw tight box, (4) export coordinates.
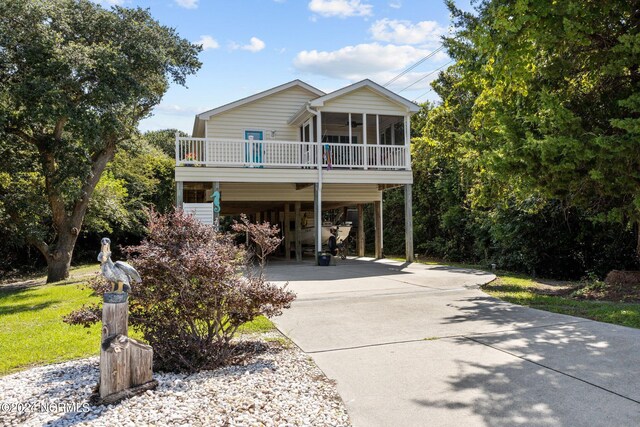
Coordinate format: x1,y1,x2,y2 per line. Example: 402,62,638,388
483,273,640,329
0,266,274,376
0,281,103,375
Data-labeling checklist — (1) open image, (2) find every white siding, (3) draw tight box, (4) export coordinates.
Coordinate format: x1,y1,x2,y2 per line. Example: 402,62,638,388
183,203,213,225
206,86,317,141
321,87,408,116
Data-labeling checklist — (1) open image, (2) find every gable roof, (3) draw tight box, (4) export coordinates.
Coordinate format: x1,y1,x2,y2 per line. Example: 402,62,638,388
308,79,421,113
197,80,325,120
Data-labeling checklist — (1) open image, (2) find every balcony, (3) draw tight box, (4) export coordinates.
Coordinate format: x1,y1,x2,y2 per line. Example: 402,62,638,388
175,138,409,171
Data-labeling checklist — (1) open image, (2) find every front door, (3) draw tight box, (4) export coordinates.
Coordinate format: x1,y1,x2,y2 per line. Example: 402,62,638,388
244,130,263,165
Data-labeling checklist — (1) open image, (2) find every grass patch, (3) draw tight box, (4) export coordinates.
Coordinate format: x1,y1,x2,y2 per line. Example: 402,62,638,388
484,275,640,329
237,315,274,334
0,282,103,376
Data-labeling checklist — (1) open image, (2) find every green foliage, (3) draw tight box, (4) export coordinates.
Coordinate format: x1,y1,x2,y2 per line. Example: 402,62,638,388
379,1,640,278
143,129,189,158
0,0,201,282
444,0,640,234
85,172,130,234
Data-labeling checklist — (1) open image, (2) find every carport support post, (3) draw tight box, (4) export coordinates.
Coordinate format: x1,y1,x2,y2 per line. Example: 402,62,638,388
374,200,383,259
357,204,365,257
176,181,183,209
405,184,414,262
295,202,302,262
314,183,323,260
284,204,291,260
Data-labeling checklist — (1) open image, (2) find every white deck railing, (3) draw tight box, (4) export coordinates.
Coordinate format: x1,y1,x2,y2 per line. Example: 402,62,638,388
176,138,409,170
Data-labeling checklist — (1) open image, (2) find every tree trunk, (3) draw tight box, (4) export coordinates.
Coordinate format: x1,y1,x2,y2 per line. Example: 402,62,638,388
47,255,72,283
637,221,640,262
45,230,79,283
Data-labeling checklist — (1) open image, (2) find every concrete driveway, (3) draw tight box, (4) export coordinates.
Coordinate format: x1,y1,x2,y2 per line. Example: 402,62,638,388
269,258,640,426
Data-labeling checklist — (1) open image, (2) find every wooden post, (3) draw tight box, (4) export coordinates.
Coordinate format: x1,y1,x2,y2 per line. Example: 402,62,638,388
284,204,291,260
405,184,414,262
101,300,128,338
374,200,383,259
100,300,130,398
295,202,302,262
96,294,156,405
357,204,365,257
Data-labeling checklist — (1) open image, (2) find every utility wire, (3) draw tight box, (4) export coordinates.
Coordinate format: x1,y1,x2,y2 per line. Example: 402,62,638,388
383,45,445,87
399,60,453,93
413,88,433,103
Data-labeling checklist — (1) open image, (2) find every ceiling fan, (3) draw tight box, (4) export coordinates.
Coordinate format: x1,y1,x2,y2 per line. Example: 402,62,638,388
340,120,363,128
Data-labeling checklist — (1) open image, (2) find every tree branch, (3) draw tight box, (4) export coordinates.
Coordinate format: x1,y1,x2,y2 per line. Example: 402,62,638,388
27,236,50,261
70,135,117,227
53,117,67,140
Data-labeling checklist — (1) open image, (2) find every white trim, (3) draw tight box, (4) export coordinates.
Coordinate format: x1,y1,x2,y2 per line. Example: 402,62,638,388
308,79,420,113
242,129,266,140
198,80,325,120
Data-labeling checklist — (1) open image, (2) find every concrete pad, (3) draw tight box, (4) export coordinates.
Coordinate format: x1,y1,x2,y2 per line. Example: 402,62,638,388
268,258,640,425
469,321,640,402
267,258,496,297
312,338,640,427
276,287,580,353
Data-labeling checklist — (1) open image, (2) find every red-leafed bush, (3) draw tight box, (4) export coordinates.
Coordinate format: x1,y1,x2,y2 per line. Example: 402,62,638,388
65,210,295,372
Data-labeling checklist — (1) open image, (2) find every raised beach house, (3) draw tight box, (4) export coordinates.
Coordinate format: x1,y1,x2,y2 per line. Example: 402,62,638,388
175,79,418,261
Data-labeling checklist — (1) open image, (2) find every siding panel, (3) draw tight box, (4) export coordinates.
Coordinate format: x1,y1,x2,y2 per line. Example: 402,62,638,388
321,87,408,116
206,86,317,141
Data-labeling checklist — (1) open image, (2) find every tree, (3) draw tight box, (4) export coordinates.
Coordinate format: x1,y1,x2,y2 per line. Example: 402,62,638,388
0,0,201,282
444,0,640,258
143,129,189,158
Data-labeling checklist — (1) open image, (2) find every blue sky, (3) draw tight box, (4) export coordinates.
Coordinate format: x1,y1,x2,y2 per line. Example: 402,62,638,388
94,0,470,133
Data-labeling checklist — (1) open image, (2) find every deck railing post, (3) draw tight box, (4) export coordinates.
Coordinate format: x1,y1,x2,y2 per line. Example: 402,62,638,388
174,131,179,165
404,115,411,170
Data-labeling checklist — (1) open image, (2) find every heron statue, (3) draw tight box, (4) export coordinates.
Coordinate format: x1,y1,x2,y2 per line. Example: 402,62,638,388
97,237,141,293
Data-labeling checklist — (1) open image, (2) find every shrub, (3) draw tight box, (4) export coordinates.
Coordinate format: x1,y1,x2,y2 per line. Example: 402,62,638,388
65,210,296,372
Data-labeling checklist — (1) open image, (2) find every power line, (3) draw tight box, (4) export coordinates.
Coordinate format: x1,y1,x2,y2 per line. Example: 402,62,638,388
383,45,445,87
413,88,433,103
399,60,453,93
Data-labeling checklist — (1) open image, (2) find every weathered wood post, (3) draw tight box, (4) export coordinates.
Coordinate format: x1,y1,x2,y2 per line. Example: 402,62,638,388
91,238,157,405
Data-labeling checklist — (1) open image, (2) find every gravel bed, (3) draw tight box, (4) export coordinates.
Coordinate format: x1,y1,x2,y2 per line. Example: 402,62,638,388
0,334,351,427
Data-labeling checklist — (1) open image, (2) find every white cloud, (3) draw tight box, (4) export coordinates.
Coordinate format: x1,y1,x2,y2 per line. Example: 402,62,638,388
195,35,219,51
175,0,198,9
389,1,401,8
370,19,445,45
230,37,266,53
294,43,446,85
154,104,203,116
308,0,373,18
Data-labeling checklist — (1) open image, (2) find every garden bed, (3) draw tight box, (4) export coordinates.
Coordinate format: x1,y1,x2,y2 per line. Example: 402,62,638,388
0,331,351,427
